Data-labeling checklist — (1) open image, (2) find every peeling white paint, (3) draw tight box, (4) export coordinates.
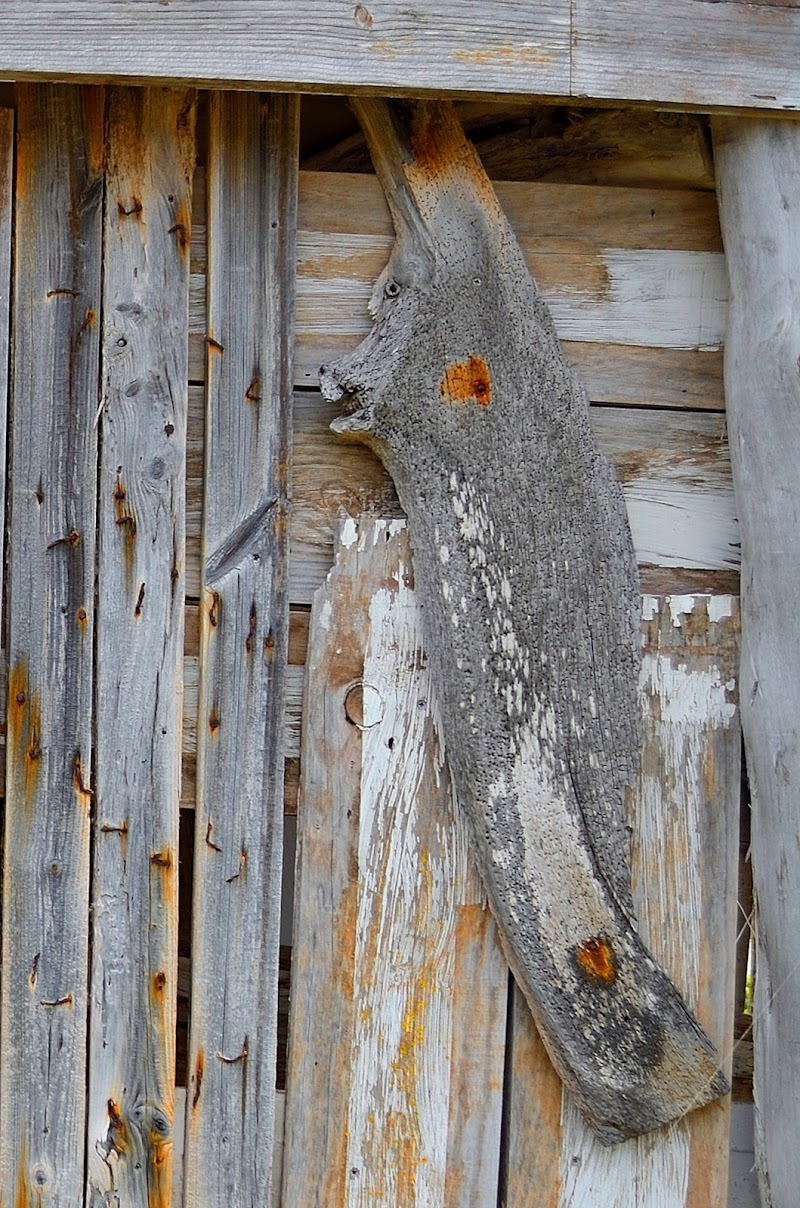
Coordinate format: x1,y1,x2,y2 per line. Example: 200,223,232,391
668,595,698,626
708,595,734,623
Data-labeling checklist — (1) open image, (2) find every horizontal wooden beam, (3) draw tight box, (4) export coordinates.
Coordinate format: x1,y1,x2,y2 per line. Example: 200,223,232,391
0,1,799,114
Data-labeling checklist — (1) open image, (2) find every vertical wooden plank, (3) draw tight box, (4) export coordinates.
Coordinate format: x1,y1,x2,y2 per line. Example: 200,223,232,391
0,84,102,1203
283,519,508,1208
182,92,298,1204
0,105,11,590
505,595,740,1208
87,86,194,1205
712,117,800,1208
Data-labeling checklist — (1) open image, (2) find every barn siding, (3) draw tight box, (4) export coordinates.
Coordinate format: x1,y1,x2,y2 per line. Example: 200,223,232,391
0,84,749,1207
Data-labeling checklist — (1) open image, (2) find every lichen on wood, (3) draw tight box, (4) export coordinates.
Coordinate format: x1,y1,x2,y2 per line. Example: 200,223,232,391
320,98,727,1144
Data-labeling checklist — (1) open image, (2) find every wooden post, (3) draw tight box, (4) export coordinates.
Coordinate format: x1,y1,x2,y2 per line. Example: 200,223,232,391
182,91,298,1205
86,86,194,1204
283,519,508,1207
320,97,727,1143
713,116,800,1208
0,84,102,1203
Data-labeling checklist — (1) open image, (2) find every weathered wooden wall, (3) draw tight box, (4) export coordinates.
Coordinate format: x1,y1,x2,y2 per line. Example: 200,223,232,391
0,84,749,1207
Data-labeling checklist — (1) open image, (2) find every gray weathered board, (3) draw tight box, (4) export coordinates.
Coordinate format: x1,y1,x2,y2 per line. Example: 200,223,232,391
283,519,508,1207
183,90,298,1206
713,117,800,1208
286,523,741,1204
0,0,799,112
86,86,194,1204
0,84,103,1203
505,596,741,1207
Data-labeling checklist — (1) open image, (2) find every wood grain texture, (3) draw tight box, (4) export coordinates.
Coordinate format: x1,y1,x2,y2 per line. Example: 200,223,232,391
86,86,194,1206
190,169,727,405
506,595,741,1207
573,0,800,113
285,392,738,610
321,97,727,1143
0,84,102,1205
282,519,508,1207
183,91,298,1205
0,0,798,112
712,116,800,1208
0,0,571,96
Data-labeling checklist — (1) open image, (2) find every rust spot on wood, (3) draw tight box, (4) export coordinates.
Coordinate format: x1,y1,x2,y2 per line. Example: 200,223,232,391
113,476,138,584
40,993,73,1008
245,376,262,404
14,1139,29,1208
225,849,247,883
46,528,81,551
107,1098,129,1154
205,819,222,852
263,629,276,660
117,196,143,218
152,970,167,997
206,335,225,354
440,355,492,406
76,606,89,630
192,1048,204,1110
46,287,79,299
245,604,257,654
168,221,189,253
451,45,554,66
216,1040,248,1064
73,752,93,804
209,708,221,735
9,662,42,807
208,590,220,629
575,935,617,985
150,848,172,869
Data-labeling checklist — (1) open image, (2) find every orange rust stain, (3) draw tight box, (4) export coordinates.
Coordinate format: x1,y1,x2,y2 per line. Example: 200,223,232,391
14,1143,30,1208
192,1048,205,1111
113,476,137,587
451,45,554,66
263,630,276,660
207,590,220,629
575,935,617,985
107,1098,129,1155
208,708,221,735
8,662,42,809
150,848,172,869
73,753,93,809
439,355,492,406
76,605,89,631
152,970,167,998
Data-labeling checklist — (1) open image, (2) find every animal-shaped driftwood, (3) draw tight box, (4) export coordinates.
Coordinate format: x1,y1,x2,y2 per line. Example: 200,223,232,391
320,99,727,1144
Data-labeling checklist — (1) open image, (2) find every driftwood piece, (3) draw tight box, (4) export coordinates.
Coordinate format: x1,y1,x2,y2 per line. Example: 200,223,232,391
86,87,194,1204
320,98,727,1143
183,91,297,1204
712,117,800,1208
0,84,102,1202
283,519,508,1206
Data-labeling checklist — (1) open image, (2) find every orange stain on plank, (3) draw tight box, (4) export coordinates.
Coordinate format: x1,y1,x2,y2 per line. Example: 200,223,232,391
575,935,617,985
440,355,492,406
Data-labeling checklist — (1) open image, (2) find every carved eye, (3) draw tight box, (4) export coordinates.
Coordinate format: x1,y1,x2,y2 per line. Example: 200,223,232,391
384,279,401,299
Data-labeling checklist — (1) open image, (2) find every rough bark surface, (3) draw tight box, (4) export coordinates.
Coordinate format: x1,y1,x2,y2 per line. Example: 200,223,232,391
713,116,800,1208
320,98,727,1144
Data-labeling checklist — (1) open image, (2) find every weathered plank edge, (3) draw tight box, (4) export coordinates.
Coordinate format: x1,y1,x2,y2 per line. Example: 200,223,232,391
712,115,800,1208
0,1,799,115
183,89,298,1205
0,83,102,1203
